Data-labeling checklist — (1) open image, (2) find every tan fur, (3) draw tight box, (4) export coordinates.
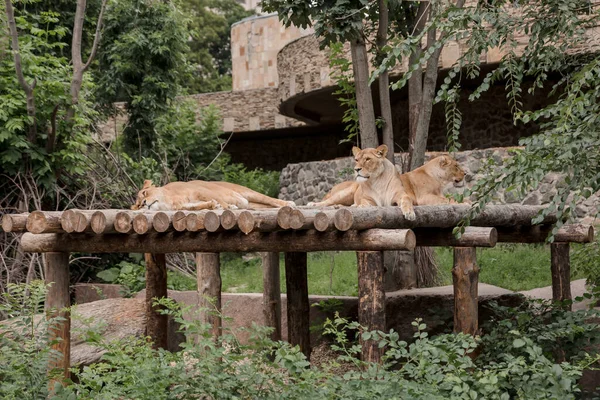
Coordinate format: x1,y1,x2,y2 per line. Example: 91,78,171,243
131,180,294,211
309,148,466,216
351,145,416,220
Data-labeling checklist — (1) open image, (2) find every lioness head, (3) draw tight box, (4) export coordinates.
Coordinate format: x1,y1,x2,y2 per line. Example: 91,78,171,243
131,180,160,210
429,155,466,187
352,145,389,182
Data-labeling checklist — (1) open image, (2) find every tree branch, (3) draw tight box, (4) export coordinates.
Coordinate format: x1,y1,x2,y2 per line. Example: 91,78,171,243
4,0,37,143
377,0,394,163
83,0,108,72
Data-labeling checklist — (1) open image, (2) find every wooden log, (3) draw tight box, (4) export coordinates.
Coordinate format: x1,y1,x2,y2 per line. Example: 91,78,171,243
145,253,168,349
334,205,557,231
238,210,280,234
72,211,97,233
153,211,173,233
262,252,281,341
26,211,63,234
357,251,385,364
196,253,221,339
133,213,153,235
1,213,28,232
413,227,497,247
313,210,339,232
60,209,77,233
204,211,223,233
185,212,204,232
91,210,120,234
172,211,192,232
452,247,479,335
551,243,572,310
114,211,135,234
277,206,294,229
496,224,594,244
44,252,71,382
285,252,310,359
21,229,416,253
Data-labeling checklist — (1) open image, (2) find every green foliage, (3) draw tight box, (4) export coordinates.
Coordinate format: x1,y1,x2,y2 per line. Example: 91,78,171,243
180,0,253,93
222,164,281,198
0,281,66,399
328,42,359,144
572,238,600,300
94,0,191,158
96,260,145,297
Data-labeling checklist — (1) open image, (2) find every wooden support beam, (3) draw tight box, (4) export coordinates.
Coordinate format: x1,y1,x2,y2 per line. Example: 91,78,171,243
91,210,119,234
551,243,572,310
414,227,497,247
145,253,168,349
44,252,71,383
1,213,28,232
496,224,594,243
26,211,63,234
452,247,479,335
357,251,386,364
262,252,282,341
197,253,221,339
334,205,557,231
285,252,310,359
21,229,416,253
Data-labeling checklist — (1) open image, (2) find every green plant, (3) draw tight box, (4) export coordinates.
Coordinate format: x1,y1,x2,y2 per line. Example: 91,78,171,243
96,260,145,297
572,238,600,301
309,298,345,336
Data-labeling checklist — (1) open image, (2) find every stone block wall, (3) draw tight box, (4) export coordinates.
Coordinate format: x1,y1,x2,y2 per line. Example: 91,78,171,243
279,147,600,219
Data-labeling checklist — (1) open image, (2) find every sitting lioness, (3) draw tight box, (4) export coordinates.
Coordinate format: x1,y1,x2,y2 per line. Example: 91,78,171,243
308,147,466,214
131,180,295,211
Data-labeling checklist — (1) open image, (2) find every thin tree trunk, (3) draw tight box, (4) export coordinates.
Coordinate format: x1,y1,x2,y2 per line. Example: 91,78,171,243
551,243,572,310
196,253,222,340
357,251,386,364
350,28,378,148
145,253,168,349
377,0,394,162
262,252,282,341
284,252,310,359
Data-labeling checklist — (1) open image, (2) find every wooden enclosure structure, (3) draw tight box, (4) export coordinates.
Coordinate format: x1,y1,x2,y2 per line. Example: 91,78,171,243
2,204,595,378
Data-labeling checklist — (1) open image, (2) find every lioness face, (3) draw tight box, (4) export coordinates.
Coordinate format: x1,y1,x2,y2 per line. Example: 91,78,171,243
437,156,466,187
131,180,161,210
352,145,388,182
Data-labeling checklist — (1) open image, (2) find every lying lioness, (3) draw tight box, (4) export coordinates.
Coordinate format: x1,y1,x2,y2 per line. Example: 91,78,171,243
308,146,466,214
131,180,295,211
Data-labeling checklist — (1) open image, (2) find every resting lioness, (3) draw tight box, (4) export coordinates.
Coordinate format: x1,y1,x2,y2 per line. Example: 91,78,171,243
308,146,466,214
131,180,295,211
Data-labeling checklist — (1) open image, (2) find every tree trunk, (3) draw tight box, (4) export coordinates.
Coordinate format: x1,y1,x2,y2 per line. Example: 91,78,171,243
196,252,222,339
145,253,168,349
44,252,71,384
350,29,378,148
262,252,282,341
284,252,310,359
452,247,479,335
358,251,386,364
551,243,572,310
376,0,394,162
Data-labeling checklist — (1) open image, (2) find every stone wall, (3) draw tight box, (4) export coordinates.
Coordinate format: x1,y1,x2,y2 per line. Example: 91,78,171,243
279,147,600,219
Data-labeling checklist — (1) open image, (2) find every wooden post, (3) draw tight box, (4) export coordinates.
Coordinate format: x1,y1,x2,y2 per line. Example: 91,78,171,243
284,252,310,359
551,243,572,310
145,253,168,349
262,252,282,341
44,252,71,383
357,251,386,364
452,247,479,335
196,253,222,339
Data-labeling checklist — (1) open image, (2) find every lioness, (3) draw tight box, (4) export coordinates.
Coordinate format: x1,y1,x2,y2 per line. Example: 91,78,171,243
308,147,466,214
131,180,295,211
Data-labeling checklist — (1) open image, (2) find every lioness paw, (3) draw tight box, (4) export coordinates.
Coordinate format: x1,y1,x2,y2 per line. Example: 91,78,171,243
306,202,317,207
403,209,416,221
228,204,239,210
285,200,297,208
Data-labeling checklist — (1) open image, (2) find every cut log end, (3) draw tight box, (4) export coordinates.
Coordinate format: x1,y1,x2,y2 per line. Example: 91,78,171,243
313,212,330,232
204,211,221,232
153,212,170,233
133,214,151,235
73,212,91,233
26,211,51,234
114,212,133,233
2,213,28,233
289,209,306,230
334,208,353,231
277,206,293,229
61,210,77,233
91,211,107,234
238,211,255,234
221,210,237,230
173,211,189,232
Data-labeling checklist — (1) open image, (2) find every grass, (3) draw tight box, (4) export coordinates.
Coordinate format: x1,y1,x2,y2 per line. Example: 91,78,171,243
208,244,587,296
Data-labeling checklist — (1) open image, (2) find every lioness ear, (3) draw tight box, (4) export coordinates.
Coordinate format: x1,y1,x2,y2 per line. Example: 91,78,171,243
352,146,361,157
375,145,388,158
142,179,153,189
439,156,450,167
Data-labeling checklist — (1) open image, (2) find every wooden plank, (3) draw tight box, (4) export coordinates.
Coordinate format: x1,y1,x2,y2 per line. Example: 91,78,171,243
357,251,386,364
197,253,221,340
285,252,310,359
145,253,168,349
262,252,281,341
551,243,572,310
20,229,416,253
452,247,479,335
44,252,71,384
